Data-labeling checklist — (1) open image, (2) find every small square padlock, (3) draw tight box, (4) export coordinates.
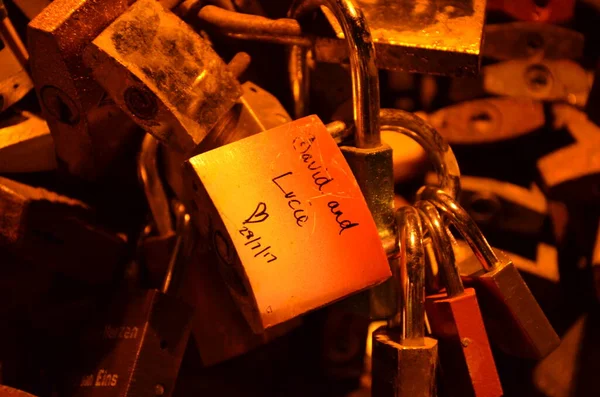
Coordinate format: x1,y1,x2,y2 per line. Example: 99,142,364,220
183,115,391,333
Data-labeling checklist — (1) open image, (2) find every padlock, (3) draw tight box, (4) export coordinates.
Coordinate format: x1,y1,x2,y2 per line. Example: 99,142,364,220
483,22,584,61
538,104,600,204
183,0,390,333
62,203,194,396
483,59,593,107
487,0,575,23
420,186,560,359
417,200,503,397
313,0,486,76
0,3,33,113
426,97,545,145
28,0,142,180
0,385,37,397
0,176,127,284
82,0,242,155
0,109,56,173
371,206,438,397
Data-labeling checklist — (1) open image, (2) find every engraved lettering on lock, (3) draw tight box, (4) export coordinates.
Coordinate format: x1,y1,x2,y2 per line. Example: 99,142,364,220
94,369,118,387
272,171,309,227
293,134,334,192
328,201,360,235
103,325,139,340
243,202,269,224
80,374,94,387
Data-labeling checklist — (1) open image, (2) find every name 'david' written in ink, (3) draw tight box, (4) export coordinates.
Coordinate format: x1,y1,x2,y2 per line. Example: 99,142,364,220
270,133,359,235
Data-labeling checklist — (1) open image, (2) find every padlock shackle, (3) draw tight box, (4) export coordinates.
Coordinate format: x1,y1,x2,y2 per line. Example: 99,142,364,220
416,200,464,297
288,0,381,149
395,206,426,345
138,134,174,236
419,187,499,272
381,109,461,200
162,201,193,295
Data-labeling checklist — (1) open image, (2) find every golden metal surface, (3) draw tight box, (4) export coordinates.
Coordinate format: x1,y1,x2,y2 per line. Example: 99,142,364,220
484,59,594,107
28,0,141,180
184,116,391,333
321,0,485,76
426,97,545,144
84,0,242,155
0,13,33,112
0,110,56,173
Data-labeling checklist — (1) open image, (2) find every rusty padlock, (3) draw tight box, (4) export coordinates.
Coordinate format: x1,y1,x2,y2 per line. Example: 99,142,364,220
420,186,560,359
82,0,242,156
371,206,438,397
417,200,502,397
0,1,33,113
63,204,194,397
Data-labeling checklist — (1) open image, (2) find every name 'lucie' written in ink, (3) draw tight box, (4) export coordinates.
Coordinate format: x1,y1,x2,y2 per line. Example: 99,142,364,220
285,133,359,235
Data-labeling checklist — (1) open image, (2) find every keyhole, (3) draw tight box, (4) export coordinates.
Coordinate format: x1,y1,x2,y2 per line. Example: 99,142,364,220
525,64,553,92
40,86,80,125
467,193,501,223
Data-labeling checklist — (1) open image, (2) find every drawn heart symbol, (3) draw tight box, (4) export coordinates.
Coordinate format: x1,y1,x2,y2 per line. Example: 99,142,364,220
243,202,269,224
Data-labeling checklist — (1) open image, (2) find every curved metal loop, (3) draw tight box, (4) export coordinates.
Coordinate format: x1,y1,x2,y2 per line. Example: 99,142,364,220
394,206,425,344
288,0,380,149
138,133,174,236
162,200,194,294
380,108,461,200
415,200,464,297
418,186,500,272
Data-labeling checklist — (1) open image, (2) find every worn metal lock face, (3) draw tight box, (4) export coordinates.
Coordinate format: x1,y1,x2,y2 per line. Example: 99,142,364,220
184,115,390,333
63,289,193,396
83,0,242,155
426,97,545,145
319,0,486,76
0,176,127,284
28,0,141,180
484,59,593,107
538,104,600,203
0,9,33,113
0,110,56,173
483,22,584,61
418,201,502,397
422,186,560,359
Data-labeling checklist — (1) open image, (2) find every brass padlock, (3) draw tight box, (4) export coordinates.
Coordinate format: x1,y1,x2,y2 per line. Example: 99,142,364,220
82,0,242,155
0,109,56,173
28,0,142,180
418,200,503,397
420,186,560,359
371,206,438,397
0,3,33,113
0,176,127,284
183,0,390,333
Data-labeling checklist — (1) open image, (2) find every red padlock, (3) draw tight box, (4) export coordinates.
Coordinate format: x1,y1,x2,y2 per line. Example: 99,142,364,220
418,200,502,397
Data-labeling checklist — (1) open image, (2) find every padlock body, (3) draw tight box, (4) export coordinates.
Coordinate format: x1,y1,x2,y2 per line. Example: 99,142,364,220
341,143,396,320
83,0,241,155
463,257,560,359
184,115,391,333
371,327,438,397
425,288,503,397
64,289,193,396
